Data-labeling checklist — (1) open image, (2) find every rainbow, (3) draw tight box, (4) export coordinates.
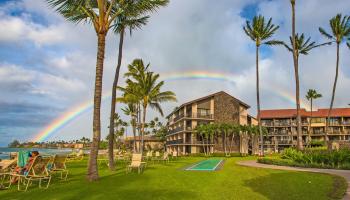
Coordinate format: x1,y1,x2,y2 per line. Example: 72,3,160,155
32,95,111,142
32,70,310,142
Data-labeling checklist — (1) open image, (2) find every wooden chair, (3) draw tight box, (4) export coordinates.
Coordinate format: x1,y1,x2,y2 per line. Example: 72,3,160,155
8,156,52,191
0,159,17,173
126,154,146,174
49,155,68,180
160,152,169,163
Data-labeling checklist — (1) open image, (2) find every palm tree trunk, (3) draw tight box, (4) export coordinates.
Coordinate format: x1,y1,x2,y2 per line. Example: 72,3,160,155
201,135,206,155
108,28,125,171
131,118,137,152
308,99,313,147
223,131,227,155
290,0,303,150
87,33,106,181
295,56,303,150
137,103,141,152
256,45,264,156
230,134,235,154
141,104,147,155
326,42,340,143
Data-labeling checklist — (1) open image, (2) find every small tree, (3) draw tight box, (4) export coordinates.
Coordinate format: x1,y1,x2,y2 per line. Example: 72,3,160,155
305,89,322,145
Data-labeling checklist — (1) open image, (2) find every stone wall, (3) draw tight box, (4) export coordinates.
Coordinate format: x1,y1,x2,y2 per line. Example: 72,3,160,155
213,92,241,124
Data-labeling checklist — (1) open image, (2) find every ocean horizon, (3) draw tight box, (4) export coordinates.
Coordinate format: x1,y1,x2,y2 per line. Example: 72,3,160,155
0,147,74,160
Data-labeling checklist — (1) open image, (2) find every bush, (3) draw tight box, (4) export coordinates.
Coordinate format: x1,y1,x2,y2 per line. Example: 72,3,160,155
261,148,350,170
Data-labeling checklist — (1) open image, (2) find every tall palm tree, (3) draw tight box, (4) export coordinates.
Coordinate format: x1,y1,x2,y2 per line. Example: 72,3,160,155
107,0,169,171
289,0,303,151
280,33,330,150
243,15,281,156
119,59,176,154
319,14,350,142
305,89,322,144
47,0,127,181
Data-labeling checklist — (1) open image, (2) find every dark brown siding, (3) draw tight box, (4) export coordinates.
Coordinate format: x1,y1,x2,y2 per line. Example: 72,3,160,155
214,92,240,124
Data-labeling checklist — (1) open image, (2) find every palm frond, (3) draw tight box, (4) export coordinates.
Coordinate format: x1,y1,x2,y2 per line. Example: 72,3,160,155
318,27,333,40
264,40,284,46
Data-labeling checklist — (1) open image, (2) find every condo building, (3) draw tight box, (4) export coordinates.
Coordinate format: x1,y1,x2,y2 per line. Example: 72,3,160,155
166,91,256,155
261,108,350,151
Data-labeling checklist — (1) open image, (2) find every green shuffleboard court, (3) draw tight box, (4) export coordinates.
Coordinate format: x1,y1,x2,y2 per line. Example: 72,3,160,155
186,159,223,171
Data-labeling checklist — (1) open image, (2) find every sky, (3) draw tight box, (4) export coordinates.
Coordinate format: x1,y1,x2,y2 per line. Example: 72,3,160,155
0,0,350,147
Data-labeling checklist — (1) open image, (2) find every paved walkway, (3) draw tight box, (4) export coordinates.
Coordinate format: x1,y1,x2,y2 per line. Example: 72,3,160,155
237,160,350,200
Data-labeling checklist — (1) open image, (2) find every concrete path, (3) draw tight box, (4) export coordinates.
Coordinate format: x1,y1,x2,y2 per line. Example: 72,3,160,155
237,160,350,200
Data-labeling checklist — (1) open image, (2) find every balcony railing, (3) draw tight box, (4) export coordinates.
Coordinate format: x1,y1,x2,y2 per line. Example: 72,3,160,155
262,122,274,126
166,139,183,145
173,113,184,122
274,122,291,126
343,121,350,125
168,126,184,134
186,112,214,119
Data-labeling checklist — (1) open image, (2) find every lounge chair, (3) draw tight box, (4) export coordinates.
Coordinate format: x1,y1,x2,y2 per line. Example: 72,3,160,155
49,155,68,180
172,151,178,160
8,156,52,191
152,151,161,163
67,150,84,161
0,159,17,173
126,154,146,174
145,151,152,161
161,152,169,163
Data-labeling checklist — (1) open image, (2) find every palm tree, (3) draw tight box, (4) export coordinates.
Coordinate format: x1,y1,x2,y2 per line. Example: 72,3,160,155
119,59,176,154
280,33,330,150
319,14,350,142
243,15,281,156
305,89,322,144
121,104,138,152
195,124,207,155
107,0,169,171
47,0,128,181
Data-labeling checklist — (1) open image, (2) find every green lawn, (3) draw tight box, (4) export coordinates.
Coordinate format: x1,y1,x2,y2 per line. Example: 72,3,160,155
0,157,346,200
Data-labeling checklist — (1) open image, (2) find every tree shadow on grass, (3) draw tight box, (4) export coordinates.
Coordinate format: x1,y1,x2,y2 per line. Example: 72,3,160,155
67,188,197,200
243,171,335,200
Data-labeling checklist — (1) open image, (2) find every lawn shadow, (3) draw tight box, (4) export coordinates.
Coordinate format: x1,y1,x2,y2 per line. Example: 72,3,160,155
243,171,336,200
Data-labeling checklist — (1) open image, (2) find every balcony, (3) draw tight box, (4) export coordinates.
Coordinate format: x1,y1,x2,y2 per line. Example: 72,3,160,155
166,139,183,145
168,126,184,134
173,113,184,122
274,122,291,126
329,121,341,126
186,112,214,119
262,121,274,126
343,121,350,125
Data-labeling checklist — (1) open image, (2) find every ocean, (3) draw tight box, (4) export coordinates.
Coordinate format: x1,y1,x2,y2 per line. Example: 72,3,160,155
0,147,74,160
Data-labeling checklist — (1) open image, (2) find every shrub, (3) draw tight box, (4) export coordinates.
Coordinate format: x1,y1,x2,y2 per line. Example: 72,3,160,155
263,148,350,169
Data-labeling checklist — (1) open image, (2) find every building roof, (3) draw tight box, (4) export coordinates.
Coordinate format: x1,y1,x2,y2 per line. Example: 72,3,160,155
167,91,250,118
260,108,350,119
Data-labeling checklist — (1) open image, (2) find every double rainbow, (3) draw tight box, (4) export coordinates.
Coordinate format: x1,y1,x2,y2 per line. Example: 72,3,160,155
32,71,310,142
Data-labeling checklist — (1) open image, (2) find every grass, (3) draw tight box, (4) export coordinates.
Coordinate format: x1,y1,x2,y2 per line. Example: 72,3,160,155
0,157,346,200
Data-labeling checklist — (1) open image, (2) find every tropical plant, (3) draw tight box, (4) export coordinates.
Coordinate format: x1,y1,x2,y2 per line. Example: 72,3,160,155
280,33,330,150
305,89,322,144
46,0,128,181
118,59,176,154
107,0,169,171
243,15,281,156
319,14,350,142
